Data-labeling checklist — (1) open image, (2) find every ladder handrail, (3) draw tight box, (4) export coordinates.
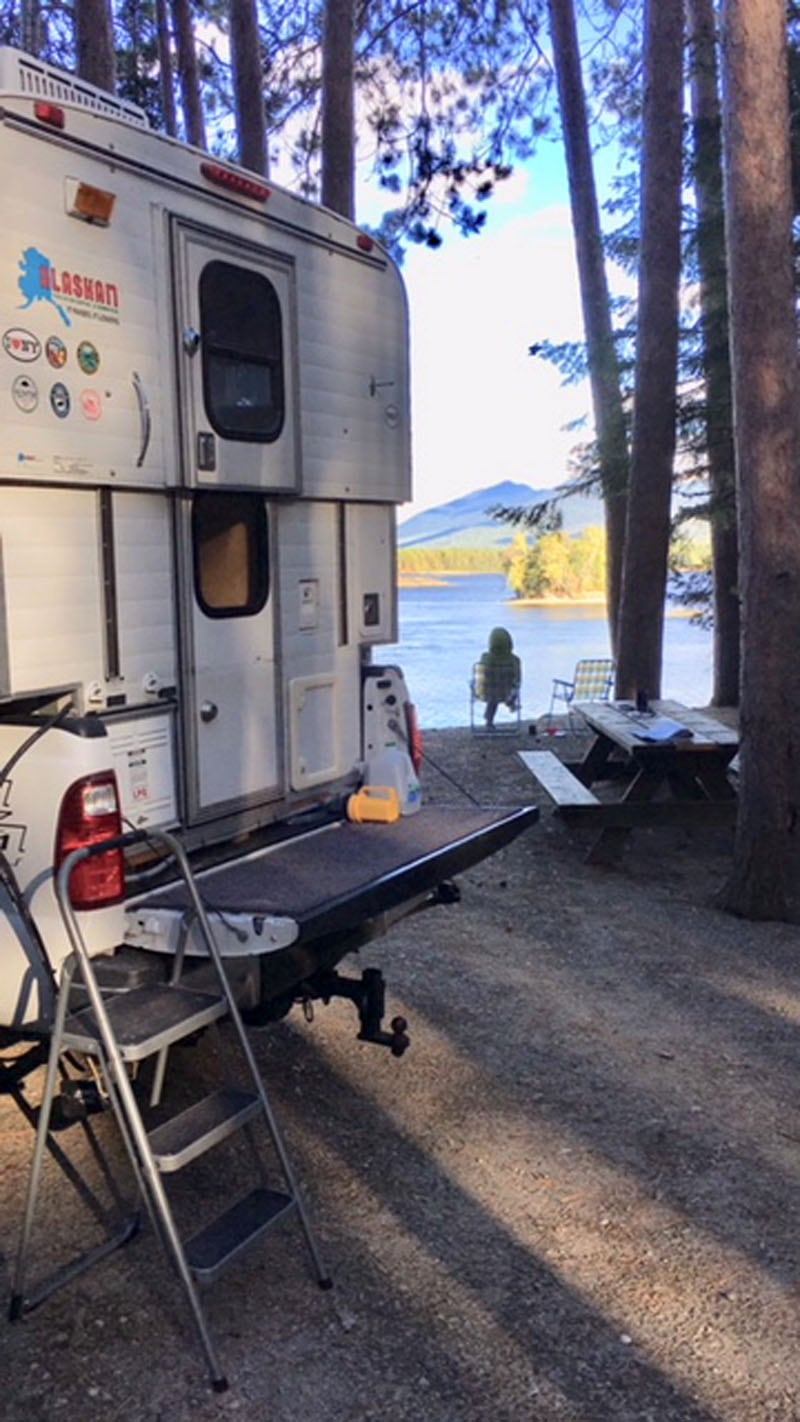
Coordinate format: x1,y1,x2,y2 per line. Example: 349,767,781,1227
56,827,329,1286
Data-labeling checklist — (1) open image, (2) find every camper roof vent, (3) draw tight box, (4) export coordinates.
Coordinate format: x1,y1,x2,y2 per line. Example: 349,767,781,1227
0,47,149,129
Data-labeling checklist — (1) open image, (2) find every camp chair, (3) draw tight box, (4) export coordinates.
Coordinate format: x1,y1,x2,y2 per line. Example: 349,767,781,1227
545,657,614,735
470,658,522,734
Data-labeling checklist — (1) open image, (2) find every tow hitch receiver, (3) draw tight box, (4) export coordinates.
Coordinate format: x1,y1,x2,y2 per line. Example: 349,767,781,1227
303,967,410,1056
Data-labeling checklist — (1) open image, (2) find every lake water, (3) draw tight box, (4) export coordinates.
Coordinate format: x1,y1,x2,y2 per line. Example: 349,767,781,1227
382,574,713,729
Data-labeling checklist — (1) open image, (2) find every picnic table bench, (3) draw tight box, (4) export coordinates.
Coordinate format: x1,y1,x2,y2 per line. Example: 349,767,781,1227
520,699,739,864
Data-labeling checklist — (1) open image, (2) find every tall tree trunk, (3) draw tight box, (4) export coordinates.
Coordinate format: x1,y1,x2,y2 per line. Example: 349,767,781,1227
547,0,628,652
75,0,116,91
170,0,206,149
21,0,44,57
321,0,355,219
688,0,740,707
155,0,178,137
719,0,800,919
615,0,684,699
230,0,268,175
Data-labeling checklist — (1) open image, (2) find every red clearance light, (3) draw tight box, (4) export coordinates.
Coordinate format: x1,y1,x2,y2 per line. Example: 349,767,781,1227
356,232,375,252
55,772,125,910
34,101,65,129
200,161,270,203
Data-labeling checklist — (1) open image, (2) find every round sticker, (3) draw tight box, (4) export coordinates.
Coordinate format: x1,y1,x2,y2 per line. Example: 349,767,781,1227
77,341,100,375
50,382,70,419
3,328,41,362
12,374,38,413
46,336,67,369
80,389,102,421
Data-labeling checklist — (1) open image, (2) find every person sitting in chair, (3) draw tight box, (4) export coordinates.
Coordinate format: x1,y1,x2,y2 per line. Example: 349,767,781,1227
475,627,521,728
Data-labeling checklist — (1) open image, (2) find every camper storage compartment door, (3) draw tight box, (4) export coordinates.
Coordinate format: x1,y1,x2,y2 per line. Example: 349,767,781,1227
173,223,299,492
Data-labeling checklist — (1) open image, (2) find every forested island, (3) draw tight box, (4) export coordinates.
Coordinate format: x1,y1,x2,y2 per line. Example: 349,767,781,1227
398,524,710,601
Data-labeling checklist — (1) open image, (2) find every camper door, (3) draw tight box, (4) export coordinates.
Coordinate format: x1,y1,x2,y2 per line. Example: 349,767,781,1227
181,488,281,821
173,226,292,820
173,223,299,491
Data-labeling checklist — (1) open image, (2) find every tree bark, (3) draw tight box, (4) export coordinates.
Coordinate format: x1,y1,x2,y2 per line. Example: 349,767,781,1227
170,0,206,149
21,0,44,57
321,0,355,219
155,0,178,137
719,0,800,919
615,0,684,699
688,0,740,707
230,0,268,176
75,0,116,91
547,0,629,652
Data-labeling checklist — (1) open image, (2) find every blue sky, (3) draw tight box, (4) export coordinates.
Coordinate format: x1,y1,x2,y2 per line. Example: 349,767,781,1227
358,132,623,520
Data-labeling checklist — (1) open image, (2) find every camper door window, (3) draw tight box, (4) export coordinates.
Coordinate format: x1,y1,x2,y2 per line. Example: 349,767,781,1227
192,492,269,618
200,260,285,442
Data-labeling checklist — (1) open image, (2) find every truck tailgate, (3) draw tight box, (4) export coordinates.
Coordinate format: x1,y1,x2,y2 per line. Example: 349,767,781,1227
135,805,538,944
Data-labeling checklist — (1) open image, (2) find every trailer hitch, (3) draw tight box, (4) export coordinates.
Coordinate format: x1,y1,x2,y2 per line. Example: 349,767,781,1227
303,967,410,1056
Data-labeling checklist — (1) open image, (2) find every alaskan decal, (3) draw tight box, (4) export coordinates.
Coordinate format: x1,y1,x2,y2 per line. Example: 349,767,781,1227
17,247,120,328
80,389,102,421
46,335,67,368
11,374,38,413
50,382,70,418
77,340,100,374
3,328,41,362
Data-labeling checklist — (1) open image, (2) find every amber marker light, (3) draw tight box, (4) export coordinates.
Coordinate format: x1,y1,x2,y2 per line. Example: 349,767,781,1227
66,181,117,225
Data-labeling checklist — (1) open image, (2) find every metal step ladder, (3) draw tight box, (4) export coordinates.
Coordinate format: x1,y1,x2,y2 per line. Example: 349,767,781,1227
9,828,331,1393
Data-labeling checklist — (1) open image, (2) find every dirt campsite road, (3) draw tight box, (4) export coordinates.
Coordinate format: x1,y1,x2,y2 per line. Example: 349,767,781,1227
3,721,800,1421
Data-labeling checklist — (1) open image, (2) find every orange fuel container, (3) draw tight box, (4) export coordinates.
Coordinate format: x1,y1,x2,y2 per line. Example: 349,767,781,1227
346,785,401,824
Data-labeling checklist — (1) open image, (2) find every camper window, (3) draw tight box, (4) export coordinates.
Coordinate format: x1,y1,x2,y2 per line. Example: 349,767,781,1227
200,260,285,442
192,492,269,618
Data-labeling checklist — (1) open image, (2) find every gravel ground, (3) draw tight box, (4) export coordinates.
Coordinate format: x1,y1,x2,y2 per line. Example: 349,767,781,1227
3,720,800,1421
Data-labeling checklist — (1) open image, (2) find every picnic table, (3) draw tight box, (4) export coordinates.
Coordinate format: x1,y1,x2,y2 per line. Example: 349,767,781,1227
520,699,739,865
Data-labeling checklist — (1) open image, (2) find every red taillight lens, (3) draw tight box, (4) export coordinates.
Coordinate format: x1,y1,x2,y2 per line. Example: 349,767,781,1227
34,100,65,129
405,702,424,774
55,773,125,910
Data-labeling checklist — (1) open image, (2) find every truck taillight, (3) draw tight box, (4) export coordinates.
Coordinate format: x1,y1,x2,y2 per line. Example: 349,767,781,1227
55,774,125,910
405,702,424,774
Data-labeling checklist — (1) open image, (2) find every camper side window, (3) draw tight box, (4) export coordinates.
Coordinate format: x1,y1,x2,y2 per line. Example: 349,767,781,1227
200,260,285,441
192,492,269,618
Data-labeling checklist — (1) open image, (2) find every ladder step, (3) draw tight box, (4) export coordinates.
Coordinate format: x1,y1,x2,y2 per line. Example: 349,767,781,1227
64,984,228,1062
185,1187,295,1282
149,1087,261,1172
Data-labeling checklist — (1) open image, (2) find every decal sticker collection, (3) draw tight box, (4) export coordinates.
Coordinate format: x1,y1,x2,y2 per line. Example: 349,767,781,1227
4,319,108,423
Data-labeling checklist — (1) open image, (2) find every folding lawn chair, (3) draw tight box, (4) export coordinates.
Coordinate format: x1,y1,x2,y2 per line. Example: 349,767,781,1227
545,657,614,735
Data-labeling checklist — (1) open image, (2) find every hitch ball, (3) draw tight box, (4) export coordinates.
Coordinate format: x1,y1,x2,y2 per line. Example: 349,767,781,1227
388,1016,410,1057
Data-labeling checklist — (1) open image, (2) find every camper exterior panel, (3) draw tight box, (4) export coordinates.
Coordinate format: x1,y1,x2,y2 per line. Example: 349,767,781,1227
0,486,104,695
0,121,169,486
345,503,398,643
296,255,410,503
277,500,361,788
113,491,177,698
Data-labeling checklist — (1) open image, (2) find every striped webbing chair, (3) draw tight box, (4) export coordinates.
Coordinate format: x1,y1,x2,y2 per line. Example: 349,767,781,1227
546,658,614,734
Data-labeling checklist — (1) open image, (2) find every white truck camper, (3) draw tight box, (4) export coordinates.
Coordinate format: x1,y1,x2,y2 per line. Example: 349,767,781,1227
0,46,537,1052
0,50,540,1387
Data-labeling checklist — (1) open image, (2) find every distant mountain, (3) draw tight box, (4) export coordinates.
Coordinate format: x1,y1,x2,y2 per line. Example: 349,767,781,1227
397,480,605,550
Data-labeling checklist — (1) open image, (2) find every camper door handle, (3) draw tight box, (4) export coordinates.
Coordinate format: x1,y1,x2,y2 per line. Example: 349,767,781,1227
132,371,151,468
200,700,218,723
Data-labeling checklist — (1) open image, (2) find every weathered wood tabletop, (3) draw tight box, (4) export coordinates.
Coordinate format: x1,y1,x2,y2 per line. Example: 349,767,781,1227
559,699,738,864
